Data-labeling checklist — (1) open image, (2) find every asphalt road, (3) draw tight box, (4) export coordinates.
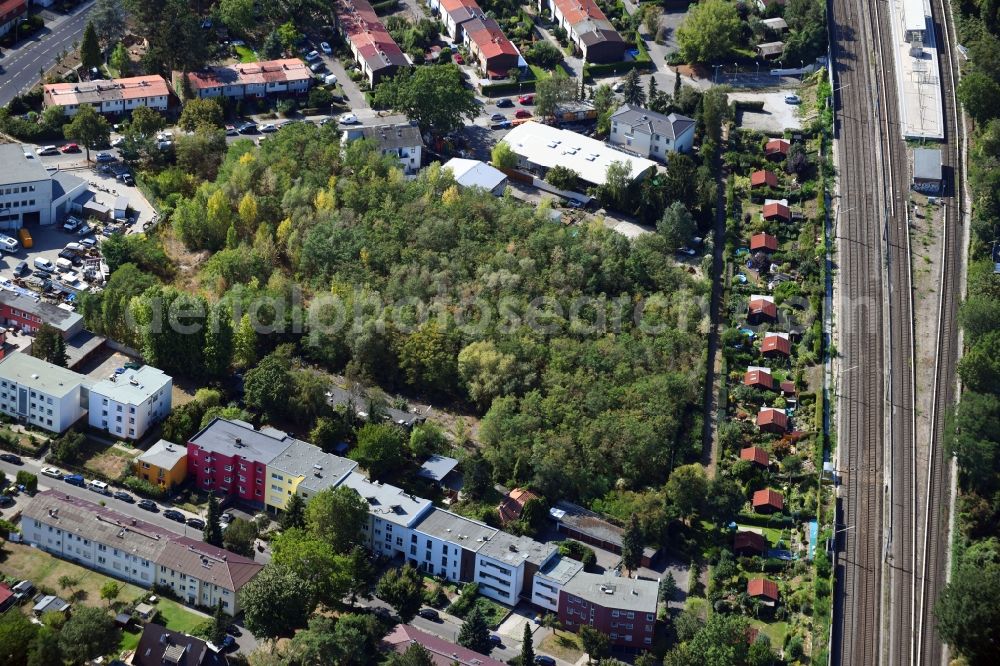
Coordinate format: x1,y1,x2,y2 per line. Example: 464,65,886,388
0,1,96,107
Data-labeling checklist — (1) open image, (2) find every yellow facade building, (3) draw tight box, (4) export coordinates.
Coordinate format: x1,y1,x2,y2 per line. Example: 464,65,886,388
264,440,357,512
133,439,187,489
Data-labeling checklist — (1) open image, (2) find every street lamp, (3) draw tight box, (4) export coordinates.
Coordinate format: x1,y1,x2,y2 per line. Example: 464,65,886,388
713,64,722,83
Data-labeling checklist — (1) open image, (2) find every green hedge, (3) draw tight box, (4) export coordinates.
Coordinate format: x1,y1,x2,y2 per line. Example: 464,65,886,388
481,80,537,97
734,100,766,112
371,0,398,14
737,512,796,528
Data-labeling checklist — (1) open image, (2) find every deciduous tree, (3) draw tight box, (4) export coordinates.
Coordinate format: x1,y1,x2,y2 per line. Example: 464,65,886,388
376,564,424,623
178,98,225,131
351,423,407,480
304,486,369,553
58,606,119,664
490,141,517,169
64,105,110,161
665,463,708,524
657,201,696,249
676,0,741,64
373,65,477,134
240,564,313,640
222,517,258,556
271,528,349,608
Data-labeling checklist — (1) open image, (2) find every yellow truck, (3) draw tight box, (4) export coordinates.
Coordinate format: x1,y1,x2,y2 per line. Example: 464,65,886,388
18,228,32,249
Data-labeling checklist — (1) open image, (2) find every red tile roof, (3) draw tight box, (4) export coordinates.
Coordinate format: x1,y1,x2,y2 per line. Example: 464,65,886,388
467,19,519,60
750,232,778,252
0,583,13,608
780,380,796,395
740,446,770,467
734,531,768,554
0,0,26,23
498,487,540,524
334,0,408,71
757,407,788,430
184,59,310,91
763,202,790,220
761,333,791,356
743,369,775,390
749,298,777,319
748,577,780,601
765,138,790,155
751,170,779,188
384,624,506,666
752,489,784,511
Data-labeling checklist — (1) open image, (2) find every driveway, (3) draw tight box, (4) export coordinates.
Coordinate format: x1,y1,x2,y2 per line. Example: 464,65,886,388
729,90,805,132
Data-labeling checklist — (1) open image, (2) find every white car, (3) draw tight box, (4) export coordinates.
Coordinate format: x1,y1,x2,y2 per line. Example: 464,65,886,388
259,123,276,133
35,145,58,156
324,73,338,86
320,41,332,55
784,94,801,105
0,234,18,252
111,136,125,147
339,113,358,124
305,50,320,62
41,467,63,479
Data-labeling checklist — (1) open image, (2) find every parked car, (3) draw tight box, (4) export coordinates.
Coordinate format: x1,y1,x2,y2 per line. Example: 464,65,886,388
305,50,320,62
118,174,135,186
35,146,59,156
225,625,242,637
80,237,97,249
259,123,277,133
496,98,513,108
0,495,13,508
60,143,80,153
62,216,82,233
784,94,801,105
12,261,28,277
58,249,78,263
94,152,116,163
186,517,206,529
490,113,506,122
208,635,236,653
63,474,85,487
0,453,21,464
417,608,439,621
310,61,325,72
77,222,95,235
339,112,358,125
324,73,338,85
489,634,503,647
113,491,134,503
137,499,158,512
535,657,556,666
88,479,110,495
225,125,239,136
238,123,258,135
111,136,125,147
518,94,534,105
320,41,332,54
515,109,531,119
0,234,18,252
40,467,63,479
220,512,235,524
163,509,185,523
490,121,511,130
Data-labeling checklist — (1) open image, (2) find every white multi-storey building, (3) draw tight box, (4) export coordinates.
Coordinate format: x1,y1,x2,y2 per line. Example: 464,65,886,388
0,144,88,230
88,365,172,440
0,351,88,433
21,492,262,615
340,472,433,559
474,531,558,604
43,76,170,117
609,105,696,159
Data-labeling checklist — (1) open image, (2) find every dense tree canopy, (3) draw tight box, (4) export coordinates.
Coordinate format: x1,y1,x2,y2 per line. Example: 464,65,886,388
676,0,741,63
373,65,477,134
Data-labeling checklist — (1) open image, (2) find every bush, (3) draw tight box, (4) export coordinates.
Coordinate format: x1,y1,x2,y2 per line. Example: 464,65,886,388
122,476,166,499
558,540,597,571
15,471,37,494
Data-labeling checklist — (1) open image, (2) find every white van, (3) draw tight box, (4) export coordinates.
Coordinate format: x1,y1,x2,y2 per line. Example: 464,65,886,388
55,257,73,272
87,479,110,495
33,257,54,273
324,73,338,86
0,234,19,252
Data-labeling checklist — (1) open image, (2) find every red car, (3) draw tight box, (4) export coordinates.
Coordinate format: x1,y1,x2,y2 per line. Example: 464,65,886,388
518,94,534,105
60,143,81,153
515,109,532,119
453,53,464,64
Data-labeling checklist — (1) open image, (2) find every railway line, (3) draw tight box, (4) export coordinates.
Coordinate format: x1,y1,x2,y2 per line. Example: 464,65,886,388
830,0,963,661
915,0,963,662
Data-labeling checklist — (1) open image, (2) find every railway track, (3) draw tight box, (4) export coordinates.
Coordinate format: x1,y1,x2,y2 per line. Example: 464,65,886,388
915,0,963,662
828,0,891,661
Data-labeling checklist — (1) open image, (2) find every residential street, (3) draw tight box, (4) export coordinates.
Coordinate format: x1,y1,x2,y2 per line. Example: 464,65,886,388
0,1,96,107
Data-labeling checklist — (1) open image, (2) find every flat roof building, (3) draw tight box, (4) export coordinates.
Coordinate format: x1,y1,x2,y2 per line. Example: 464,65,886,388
0,351,89,433
503,122,657,187
265,440,358,510
559,573,659,648
444,158,508,195
88,365,172,440
549,500,658,567
912,147,943,194
0,289,84,337
0,144,88,229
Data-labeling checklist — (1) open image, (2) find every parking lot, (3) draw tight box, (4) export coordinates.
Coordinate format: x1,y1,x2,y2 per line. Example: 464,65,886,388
729,90,805,133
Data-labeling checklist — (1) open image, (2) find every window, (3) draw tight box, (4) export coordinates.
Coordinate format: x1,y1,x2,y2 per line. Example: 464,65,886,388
224,465,233,472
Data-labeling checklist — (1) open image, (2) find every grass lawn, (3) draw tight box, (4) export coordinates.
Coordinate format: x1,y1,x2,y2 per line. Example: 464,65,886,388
737,523,784,547
83,445,135,481
539,631,584,662
156,597,207,634
234,45,258,63
751,618,789,647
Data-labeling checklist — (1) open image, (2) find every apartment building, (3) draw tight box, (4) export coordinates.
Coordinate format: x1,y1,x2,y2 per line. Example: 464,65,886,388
88,365,172,440
0,351,88,433
410,506,497,582
609,105,696,158
265,439,358,511
134,439,187,489
538,0,628,63
181,59,311,100
0,290,84,338
0,144,88,229
333,0,409,86
558,572,659,649
21,491,262,615
43,76,170,117
474,531,557,604
340,471,433,558
187,418,305,506
341,122,424,174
